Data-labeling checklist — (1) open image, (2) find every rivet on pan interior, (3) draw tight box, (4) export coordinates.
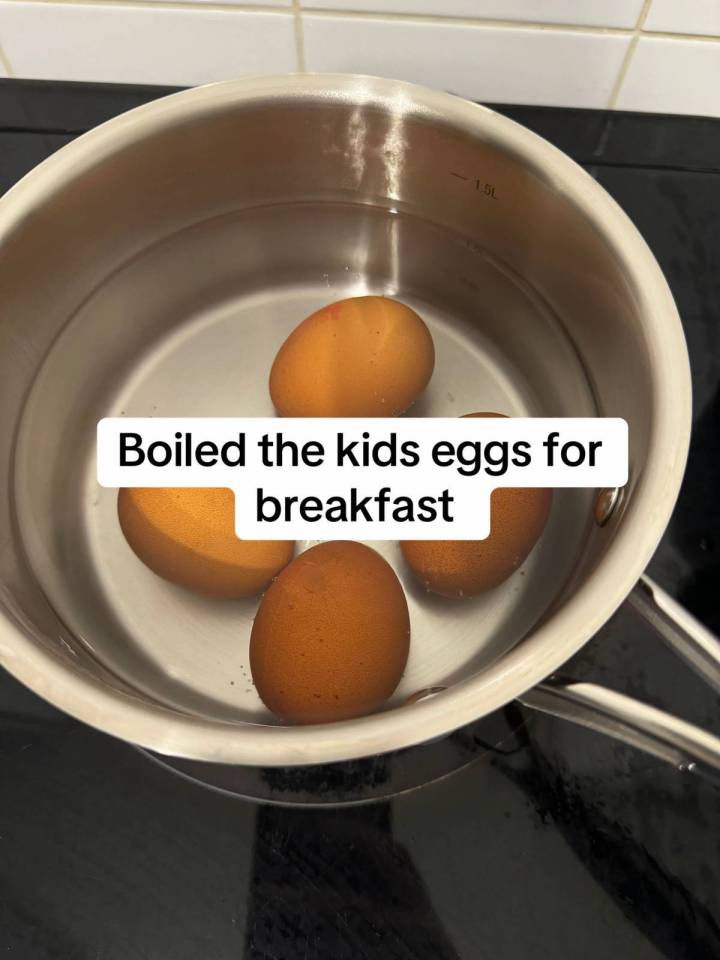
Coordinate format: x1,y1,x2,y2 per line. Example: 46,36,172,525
595,487,622,527
404,686,447,706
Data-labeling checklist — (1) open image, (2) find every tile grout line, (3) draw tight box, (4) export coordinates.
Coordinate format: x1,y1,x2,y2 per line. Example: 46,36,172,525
607,0,653,109
292,0,306,71
642,29,720,44
0,0,295,9
0,0,718,43
0,0,630,32
297,9,634,33
285,6,720,40
0,42,13,77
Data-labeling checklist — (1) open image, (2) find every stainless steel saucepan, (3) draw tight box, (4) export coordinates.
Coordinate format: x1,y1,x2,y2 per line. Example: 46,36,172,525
1,74,719,777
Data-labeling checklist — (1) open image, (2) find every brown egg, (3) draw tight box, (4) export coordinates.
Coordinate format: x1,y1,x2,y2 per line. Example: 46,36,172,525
118,487,294,598
401,413,552,597
250,541,410,724
269,296,435,417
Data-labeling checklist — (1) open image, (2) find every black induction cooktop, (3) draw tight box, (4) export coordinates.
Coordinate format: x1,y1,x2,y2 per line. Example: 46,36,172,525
1,80,719,960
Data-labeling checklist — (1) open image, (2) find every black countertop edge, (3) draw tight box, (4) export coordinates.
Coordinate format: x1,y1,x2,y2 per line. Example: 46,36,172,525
1,78,719,174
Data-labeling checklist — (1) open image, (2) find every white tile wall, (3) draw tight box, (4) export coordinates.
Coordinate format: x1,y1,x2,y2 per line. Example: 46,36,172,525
617,36,720,117
0,3,296,86
0,0,718,117
191,0,291,4
645,0,720,37
303,16,630,107
301,1,644,29
185,0,291,4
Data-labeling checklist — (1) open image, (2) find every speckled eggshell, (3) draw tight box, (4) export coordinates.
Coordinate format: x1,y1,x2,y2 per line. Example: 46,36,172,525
250,540,410,724
118,487,294,598
400,413,553,597
269,296,435,417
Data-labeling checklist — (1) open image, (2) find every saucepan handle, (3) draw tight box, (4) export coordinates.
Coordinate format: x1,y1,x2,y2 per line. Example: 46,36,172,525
518,576,720,785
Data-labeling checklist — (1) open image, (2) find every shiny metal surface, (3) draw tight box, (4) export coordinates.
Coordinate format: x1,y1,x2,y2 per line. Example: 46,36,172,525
594,486,622,527
11,203,594,724
404,687,448,706
520,681,720,783
628,577,720,696
521,575,720,778
144,705,530,806
0,74,694,767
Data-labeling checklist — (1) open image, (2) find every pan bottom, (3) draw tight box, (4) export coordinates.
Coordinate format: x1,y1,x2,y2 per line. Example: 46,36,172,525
13,201,596,724
142,704,533,806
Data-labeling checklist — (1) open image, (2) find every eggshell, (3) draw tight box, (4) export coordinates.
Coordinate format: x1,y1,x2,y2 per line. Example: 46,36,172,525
269,296,435,417
250,541,410,723
401,413,552,597
118,487,294,598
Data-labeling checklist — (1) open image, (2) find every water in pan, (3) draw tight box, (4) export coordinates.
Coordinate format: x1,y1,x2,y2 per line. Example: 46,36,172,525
13,201,596,724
